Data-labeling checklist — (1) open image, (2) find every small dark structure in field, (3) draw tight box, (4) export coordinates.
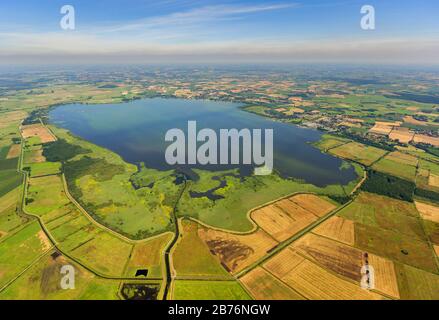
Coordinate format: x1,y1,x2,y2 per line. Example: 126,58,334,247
135,269,149,277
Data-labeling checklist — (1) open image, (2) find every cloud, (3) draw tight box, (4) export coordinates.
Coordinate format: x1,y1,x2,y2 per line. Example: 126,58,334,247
95,3,299,33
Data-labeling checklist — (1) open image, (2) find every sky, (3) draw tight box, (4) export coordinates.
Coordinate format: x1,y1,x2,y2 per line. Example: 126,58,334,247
0,0,438,65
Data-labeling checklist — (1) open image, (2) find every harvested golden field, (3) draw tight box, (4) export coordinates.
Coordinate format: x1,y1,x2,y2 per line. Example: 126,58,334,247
251,206,296,242
251,205,312,242
312,216,355,245
291,233,363,281
280,259,383,300
428,173,439,188
369,123,393,135
6,144,20,159
414,134,439,147
21,124,56,144
199,228,277,274
329,142,387,166
263,248,304,279
289,194,337,217
249,194,332,242
368,254,400,299
414,201,439,223
389,127,415,144
240,267,304,300
275,198,316,219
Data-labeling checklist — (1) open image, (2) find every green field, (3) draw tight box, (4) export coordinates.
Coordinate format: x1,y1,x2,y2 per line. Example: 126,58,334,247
172,220,231,278
0,251,120,300
0,221,51,288
26,175,70,216
0,169,22,198
395,263,439,300
172,280,251,300
338,192,438,273
70,232,132,277
313,134,350,151
329,142,387,166
25,162,61,177
0,187,29,237
372,152,418,182
125,233,172,279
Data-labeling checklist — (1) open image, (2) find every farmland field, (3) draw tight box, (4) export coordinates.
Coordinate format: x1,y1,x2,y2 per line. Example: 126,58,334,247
0,251,120,300
279,259,383,300
250,194,336,242
313,216,355,245
172,280,251,300
240,267,305,300
172,220,230,278
2,59,439,302
329,142,387,166
372,152,418,182
0,222,52,288
198,227,278,274
125,233,172,279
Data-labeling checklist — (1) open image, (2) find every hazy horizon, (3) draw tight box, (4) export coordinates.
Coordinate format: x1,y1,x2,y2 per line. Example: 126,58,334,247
1,0,438,65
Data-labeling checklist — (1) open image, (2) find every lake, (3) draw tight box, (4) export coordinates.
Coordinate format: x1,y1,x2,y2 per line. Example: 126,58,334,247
49,98,356,187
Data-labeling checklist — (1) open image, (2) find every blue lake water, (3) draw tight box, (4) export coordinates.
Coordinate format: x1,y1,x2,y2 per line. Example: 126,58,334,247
49,98,356,186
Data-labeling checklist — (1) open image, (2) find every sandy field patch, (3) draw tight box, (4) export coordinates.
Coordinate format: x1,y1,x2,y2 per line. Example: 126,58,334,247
434,245,439,257
290,194,336,217
428,173,439,188
199,228,277,274
312,216,355,246
414,134,439,147
389,127,415,144
414,201,439,223
37,230,52,252
369,121,401,136
369,127,392,136
21,124,56,144
6,144,21,159
404,116,434,126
